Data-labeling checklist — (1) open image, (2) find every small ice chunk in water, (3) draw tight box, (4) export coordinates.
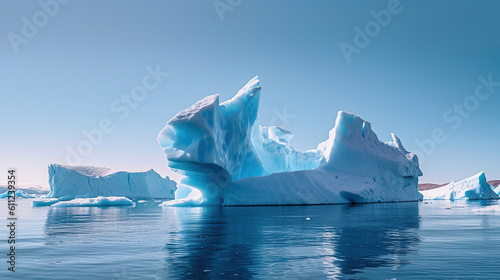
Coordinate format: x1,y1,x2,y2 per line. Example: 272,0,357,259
471,205,500,213
32,198,59,207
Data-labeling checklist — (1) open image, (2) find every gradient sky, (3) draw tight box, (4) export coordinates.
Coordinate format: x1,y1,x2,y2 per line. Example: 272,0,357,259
1,0,499,187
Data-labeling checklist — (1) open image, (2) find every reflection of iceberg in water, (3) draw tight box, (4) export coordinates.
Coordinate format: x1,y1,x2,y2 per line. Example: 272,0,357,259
161,202,421,279
44,207,132,237
334,203,420,275
40,202,420,278
40,203,184,279
161,207,256,279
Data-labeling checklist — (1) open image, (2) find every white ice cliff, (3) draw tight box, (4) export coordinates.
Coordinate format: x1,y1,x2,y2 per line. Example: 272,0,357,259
157,77,423,206
46,164,177,200
420,172,499,200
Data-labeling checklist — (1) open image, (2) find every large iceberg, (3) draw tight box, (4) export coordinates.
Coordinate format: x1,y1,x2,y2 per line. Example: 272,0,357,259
420,172,499,200
157,77,423,206
46,164,177,199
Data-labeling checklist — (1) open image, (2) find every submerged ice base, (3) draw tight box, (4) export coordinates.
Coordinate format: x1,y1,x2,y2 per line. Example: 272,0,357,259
52,196,134,207
158,77,423,206
420,172,499,200
47,164,177,200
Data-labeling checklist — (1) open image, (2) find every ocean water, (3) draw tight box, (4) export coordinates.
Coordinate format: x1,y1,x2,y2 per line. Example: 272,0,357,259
1,199,500,279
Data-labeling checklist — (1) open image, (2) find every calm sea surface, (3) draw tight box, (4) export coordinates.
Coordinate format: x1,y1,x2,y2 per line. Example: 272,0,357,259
1,199,500,279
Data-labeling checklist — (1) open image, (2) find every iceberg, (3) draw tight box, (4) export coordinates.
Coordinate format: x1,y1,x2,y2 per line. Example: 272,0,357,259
47,164,177,200
494,185,500,196
0,190,37,199
52,196,134,207
0,181,49,195
420,172,499,200
157,77,423,206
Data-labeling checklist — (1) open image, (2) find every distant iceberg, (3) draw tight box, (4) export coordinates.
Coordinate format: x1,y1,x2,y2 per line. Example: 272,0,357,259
158,77,423,206
0,182,49,195
46,164,177,200
420,172,499,200
0,190,37,199
52,196,134,207
494,185,500,196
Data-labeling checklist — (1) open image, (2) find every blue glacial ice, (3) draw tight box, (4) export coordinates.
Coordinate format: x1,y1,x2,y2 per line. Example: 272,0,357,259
52,196,134,207
420,172,499,200
46,164,177,200
157,77,423,206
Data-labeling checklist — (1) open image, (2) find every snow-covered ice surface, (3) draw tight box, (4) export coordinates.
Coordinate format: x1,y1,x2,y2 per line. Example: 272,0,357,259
0,190,37,198
52,196,134,207
158,77,423,206
46,164,177,200
420,172,499,200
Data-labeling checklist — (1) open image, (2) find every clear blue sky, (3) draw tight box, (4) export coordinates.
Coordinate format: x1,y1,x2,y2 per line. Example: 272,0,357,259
1,0,499,187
